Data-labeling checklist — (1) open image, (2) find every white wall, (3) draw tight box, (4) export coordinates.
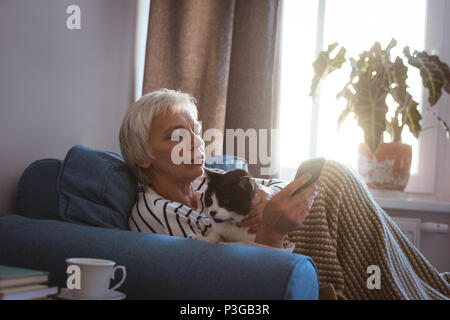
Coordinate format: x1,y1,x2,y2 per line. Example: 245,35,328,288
0,0,137,214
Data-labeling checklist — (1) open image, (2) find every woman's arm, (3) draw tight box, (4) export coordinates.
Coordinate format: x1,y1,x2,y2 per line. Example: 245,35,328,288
235,176,289,234
255,175,319,248
238,174,319,249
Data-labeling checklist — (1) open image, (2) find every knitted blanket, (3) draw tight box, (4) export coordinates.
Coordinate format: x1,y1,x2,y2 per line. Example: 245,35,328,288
286,160,450,300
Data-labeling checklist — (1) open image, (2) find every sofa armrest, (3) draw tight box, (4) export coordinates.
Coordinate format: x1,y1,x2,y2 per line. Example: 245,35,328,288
0,214,318,299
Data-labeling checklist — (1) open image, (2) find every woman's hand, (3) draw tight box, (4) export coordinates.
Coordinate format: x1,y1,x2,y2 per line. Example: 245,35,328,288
254,174,320,248
236,185,273,234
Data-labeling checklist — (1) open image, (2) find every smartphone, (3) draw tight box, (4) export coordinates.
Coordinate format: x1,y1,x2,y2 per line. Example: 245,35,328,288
289,157,325,197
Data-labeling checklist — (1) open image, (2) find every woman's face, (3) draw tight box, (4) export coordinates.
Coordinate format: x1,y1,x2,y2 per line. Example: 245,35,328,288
143,108,205,183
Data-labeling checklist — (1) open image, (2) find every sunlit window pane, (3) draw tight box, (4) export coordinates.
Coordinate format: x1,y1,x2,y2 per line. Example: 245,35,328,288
279,0,318,179
279,0,426,180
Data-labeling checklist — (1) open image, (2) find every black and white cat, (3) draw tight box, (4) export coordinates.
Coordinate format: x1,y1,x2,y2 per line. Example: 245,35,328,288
200,167,258,243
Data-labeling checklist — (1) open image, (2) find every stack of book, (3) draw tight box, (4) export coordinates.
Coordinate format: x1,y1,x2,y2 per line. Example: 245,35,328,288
0,265,59,300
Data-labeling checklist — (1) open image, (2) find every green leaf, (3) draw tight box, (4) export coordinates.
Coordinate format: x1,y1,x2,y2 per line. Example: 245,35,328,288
310,43,347,97
437,58,450,94
351,41,390,154
388,57,409,107
353,76,388,154
404,98,422,139
336,88,354,129
386,119,393,138
403,47,450,106
387,56,422,138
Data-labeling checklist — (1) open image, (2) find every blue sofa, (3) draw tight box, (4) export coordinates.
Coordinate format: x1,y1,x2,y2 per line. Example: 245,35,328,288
0,145,319,299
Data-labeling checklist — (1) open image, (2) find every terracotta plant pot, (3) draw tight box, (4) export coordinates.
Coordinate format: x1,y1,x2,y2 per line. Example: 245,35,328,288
357,142,412,191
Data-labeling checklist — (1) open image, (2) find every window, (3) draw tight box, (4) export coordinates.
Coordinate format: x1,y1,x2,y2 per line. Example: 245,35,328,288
134,0,151,101
278,0,445,196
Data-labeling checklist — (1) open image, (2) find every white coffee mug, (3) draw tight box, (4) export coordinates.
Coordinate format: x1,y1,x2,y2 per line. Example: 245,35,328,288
65,258,126,299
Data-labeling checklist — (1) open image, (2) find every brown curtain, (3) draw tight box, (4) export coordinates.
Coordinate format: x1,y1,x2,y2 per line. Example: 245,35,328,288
143,0,283,178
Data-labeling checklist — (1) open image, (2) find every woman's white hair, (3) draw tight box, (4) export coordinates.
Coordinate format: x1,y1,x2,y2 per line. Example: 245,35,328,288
119,88,199,186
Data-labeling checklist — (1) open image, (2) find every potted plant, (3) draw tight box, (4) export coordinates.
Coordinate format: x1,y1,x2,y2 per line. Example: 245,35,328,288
310,39,450,191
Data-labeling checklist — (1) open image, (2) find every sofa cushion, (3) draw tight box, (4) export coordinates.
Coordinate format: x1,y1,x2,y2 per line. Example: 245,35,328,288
16,159,63,221
57,144,138,230
16,147,247,229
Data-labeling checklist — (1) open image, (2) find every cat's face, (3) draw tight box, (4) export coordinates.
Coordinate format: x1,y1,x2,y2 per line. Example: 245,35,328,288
204,168,257,224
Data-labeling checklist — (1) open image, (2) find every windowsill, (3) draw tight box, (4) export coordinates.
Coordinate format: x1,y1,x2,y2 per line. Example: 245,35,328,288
369,189,450,213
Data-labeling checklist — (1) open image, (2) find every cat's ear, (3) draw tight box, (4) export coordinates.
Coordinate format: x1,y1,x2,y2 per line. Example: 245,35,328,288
238,176,256,192
204,167,223,180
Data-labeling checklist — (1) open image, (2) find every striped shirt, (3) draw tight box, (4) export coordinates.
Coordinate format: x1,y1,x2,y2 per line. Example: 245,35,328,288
129,168,294,251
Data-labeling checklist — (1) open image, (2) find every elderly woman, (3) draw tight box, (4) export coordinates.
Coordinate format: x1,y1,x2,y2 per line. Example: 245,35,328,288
119,89,449,300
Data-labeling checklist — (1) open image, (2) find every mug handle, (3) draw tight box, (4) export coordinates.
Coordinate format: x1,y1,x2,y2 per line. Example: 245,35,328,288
110,265,126,291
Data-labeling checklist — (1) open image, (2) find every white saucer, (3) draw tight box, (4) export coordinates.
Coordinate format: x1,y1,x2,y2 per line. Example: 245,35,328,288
57,288,126,300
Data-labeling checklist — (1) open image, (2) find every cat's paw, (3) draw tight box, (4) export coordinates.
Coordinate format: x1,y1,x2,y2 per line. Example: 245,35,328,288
188,232,222,244
188,234,203,241
202,232,223,244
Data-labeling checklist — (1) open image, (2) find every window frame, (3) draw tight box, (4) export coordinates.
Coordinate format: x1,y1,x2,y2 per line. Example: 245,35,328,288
284,0,448,197
403,0,447,195
134,0,151,101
